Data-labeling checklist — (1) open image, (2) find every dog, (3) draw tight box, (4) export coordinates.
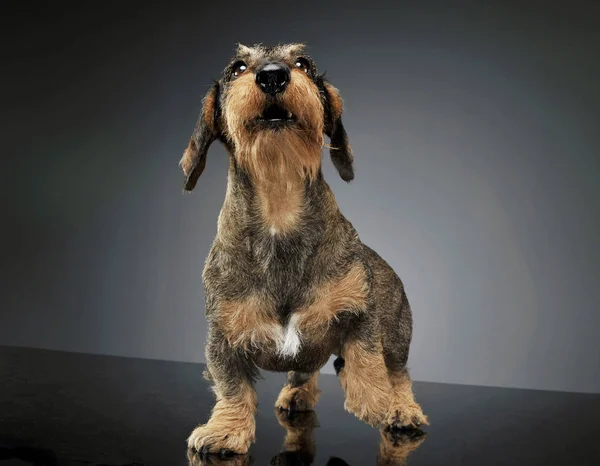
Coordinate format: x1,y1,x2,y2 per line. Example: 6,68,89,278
180,43,428,456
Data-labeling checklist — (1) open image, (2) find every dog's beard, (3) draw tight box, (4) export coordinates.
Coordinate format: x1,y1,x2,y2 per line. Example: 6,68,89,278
224,71,325,186
234,128,324,186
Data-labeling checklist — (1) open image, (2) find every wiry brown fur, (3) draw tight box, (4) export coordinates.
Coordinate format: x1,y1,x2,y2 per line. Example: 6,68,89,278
255,178,305,235
180,43,428,455
340,339,394,427
296,263,369,337
217,295,280,351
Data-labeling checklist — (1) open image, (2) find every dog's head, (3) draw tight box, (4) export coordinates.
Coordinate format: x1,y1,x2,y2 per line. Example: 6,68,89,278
180,43,354,191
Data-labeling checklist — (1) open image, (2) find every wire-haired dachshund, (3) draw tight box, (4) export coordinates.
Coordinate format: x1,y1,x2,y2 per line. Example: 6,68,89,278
180,43,428,456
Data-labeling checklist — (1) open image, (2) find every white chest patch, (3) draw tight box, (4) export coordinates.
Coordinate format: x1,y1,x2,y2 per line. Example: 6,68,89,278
275,314,302,358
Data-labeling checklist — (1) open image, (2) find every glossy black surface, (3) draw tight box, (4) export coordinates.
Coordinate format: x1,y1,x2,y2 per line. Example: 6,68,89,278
1,346,599,466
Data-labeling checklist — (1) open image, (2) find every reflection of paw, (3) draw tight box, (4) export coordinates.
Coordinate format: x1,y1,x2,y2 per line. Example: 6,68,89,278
274,407,319,430
275,384,319,412
385,403,429,430
187,422,253,455
383,425,427,444
187,448,253,466
273,407,318,464
379,428,427,465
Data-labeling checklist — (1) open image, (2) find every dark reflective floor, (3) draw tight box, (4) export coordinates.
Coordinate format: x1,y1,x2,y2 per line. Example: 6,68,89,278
1,346,599,466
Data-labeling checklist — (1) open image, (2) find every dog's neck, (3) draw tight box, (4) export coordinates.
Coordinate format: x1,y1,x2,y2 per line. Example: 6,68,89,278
217,158,339,240
254,174,307,235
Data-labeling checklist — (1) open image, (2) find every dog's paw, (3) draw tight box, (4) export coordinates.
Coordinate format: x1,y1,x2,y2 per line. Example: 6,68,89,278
275,384,319,412
187,422,253,456
274,406,319,429
385,403,429,431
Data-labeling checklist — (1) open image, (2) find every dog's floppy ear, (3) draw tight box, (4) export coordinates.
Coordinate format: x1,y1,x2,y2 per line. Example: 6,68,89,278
321,79,354,182
179,81,221,191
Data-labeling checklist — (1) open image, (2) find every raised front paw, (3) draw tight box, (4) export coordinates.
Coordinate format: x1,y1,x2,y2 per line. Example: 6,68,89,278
187,422,254,456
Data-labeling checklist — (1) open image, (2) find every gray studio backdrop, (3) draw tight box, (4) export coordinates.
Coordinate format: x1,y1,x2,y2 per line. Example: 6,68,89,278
2,2,599,393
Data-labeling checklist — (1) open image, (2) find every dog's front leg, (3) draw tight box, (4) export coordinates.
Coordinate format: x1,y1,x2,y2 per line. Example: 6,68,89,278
187,326,259,455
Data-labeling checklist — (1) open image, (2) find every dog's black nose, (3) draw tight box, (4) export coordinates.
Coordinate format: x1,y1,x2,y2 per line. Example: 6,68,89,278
255,63,290,95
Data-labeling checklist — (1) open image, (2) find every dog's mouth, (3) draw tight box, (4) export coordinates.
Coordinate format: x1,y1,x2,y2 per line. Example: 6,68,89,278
253,103,295,128
260,104,294,121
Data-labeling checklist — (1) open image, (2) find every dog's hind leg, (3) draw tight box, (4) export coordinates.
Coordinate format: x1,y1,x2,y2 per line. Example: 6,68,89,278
275,371,320,412
380,300,428,430
338,336,392,427
338,336,427,430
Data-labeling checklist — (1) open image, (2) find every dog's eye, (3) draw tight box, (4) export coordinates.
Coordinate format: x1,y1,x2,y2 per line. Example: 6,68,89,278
232,61,247,78
295,57,310,73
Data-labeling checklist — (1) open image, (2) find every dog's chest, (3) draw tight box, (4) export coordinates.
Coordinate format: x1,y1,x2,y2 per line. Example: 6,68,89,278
271,314,303,358
244,201,323,276
252,311,337,373
214,253,368,368
247,233,314,288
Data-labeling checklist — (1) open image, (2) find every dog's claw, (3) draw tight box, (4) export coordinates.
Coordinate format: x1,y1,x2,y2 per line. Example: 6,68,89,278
196,445,236,458
218,448,235,458
288,399,297,411
385,424,427,444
